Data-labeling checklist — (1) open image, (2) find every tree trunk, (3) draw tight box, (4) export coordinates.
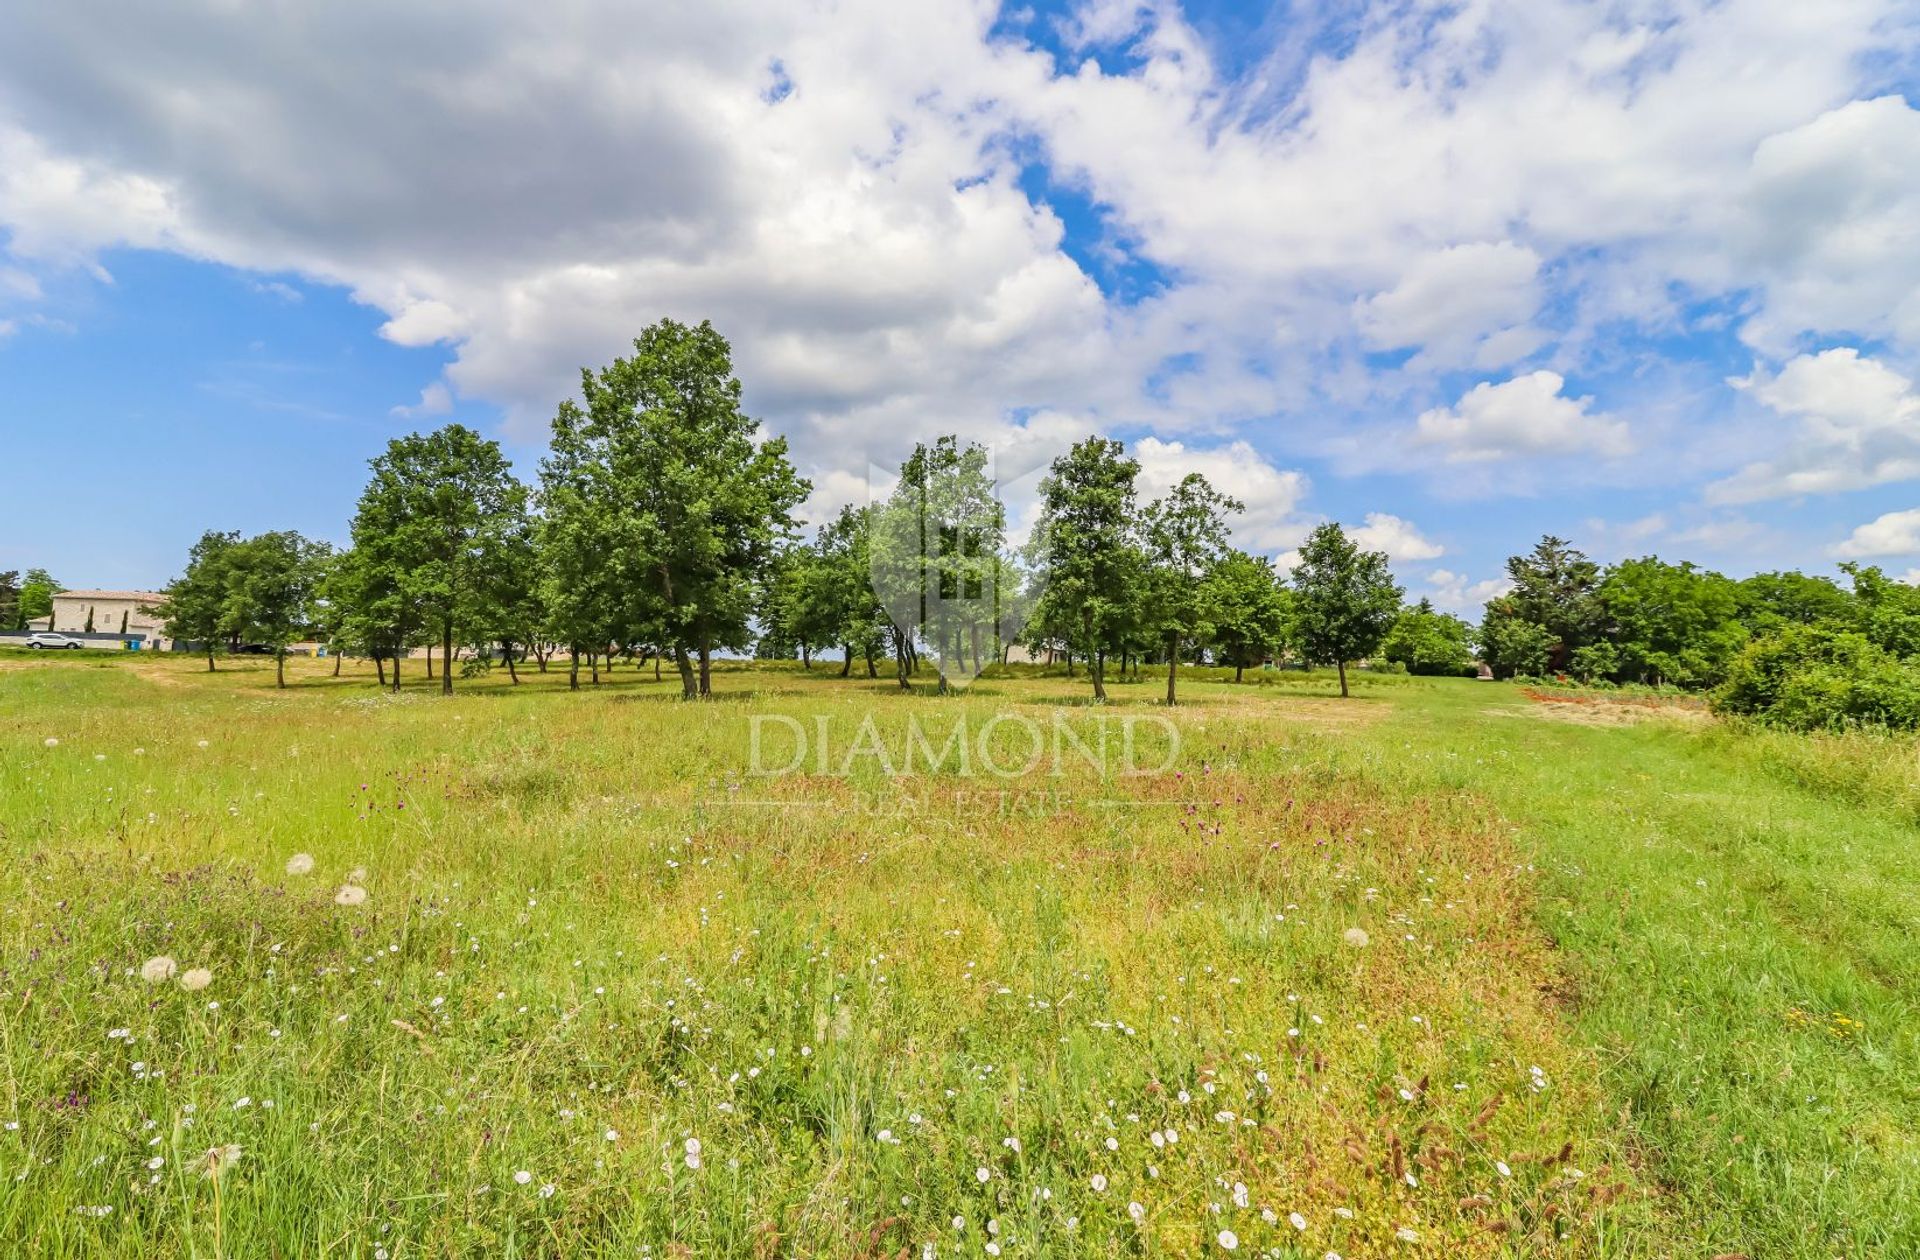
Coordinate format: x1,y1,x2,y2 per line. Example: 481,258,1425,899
589,651,599,685
536,644,549,672
276,649,286,689
391,652,402,694
375,654,386,687
1166,632,1178,705
504,641,519,684
425,644,434,680
332,649,343,677
673,644,698,699
698,636,712,697
1235,659,1245,683
653,652,661,682
865,646,877,678
840,643,852,678
1093,648,1107,703
206,644,216,672
1337,659,1349,698
441,621,454,695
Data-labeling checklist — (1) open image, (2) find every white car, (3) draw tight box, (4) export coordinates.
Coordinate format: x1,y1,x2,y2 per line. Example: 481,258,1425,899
25,632,86,650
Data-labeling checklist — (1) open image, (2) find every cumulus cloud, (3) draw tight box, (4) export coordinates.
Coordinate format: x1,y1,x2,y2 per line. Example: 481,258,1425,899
1832,508,1920,559
1415,371,1630,463
391,381,453,420
1710,348,1920,502
1422,569,1513,615
1132,436,1311,552
0,0,1912,507
1356,242,1543,370
1349,512,1443,563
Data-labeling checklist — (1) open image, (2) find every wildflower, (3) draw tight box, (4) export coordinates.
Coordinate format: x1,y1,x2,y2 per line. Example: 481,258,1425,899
196,740,209,748
334,885,369,907
1343,927,1370,948
348,866,368,883
1395,1227,1420,1243
604,1129,618,1142
539,1183,555,1199
179,968,213,993
43,738,59,748
141,956,178,984
513,1170,532,1185
285,853,315,876
146,1157,164,1171
198,1144,243,1179
684,1137,702,1169
1217,1229,1239,1250
975,1166,991,1183
1289,1212,1307,1231
1090,1173,1108,1192
1128,1202,1145,1223
1495,1160,1512,1178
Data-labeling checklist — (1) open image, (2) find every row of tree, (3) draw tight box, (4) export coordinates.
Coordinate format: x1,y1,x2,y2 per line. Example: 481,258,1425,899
1477,535,1920,729
152,318,1432,700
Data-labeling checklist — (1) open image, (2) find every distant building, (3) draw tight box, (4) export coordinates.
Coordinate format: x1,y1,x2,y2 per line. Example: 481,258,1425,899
46,589,172,648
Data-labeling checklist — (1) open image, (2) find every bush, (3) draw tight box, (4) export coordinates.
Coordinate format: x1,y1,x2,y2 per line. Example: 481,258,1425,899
1714,625,1920,731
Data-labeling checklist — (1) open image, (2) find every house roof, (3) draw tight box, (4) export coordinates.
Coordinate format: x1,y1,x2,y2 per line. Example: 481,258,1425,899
53,590,167,601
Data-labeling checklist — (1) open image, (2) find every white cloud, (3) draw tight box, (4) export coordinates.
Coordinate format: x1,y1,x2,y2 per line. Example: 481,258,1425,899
1423,569,1513,615
391,381,453,419
1356,241,1543,370
1832,508,1920,559
1132,436,1310,552
0,0,1911,505
1349,512,1443,562
1710,348,1920,502
1415,371,1630,463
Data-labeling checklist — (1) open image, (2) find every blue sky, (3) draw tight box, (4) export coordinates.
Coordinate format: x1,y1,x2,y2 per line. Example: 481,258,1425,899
2,0,1919,609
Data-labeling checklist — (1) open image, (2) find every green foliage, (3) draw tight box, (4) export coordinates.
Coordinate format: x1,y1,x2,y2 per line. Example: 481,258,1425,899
1478,597,1553,678
1380,599,1476,676
157,532,241,666
222,530,330,686
1031,436,1145,701
1289,522,1401,696
1201,549,1291,680
1715,623,1920,731
1141,473,1241,703
18,566,58,628
1502,535,1601,670
0,570,17,630
1595,556,1745,686
350,422,531,694
555,318,808,697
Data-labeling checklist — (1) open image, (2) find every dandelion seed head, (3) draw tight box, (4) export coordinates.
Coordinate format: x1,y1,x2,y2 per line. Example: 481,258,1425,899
141,956,177,984
285,853,315,876
178,967,213,993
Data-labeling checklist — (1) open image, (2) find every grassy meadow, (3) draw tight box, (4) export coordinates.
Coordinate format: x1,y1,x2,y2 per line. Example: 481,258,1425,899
0,650,1915,1257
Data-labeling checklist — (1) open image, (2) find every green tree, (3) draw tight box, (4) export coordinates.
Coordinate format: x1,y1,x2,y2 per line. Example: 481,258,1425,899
223,531,328,688
1380,599,1475,676
558,319,808,698
350,423,530,696
1839,564,1920,658
1201,549,1290,681
1032,437,1144,702
818,504,889,678
158,532,240,670
1595,556,1745,686
18,568,58,628
1142,473,1241,704
1735,570,1853,634
0,571,18,630
1479,596,1554,678
871,437,1008,693
1503,536,1602,671
1291,522,1402,697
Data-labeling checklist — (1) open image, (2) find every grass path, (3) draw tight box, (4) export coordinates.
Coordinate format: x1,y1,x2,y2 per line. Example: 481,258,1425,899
1372,684,1920,1256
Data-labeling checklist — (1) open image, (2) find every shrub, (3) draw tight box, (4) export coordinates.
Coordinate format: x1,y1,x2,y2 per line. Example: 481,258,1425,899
1714,625,1920,731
